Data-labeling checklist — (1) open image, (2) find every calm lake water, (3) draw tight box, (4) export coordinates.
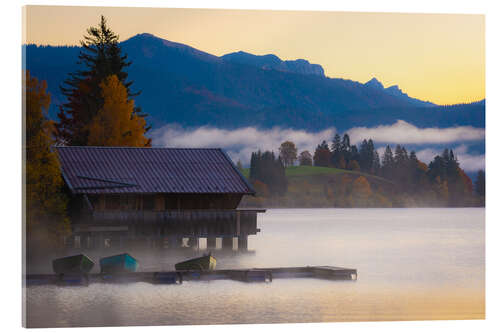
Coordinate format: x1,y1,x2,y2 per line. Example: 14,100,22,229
25,208,485,327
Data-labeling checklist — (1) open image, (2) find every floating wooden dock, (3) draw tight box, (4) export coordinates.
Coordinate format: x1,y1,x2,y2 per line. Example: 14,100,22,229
25,266,357,286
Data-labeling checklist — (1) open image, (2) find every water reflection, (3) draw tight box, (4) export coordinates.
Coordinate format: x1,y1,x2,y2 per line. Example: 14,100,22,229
26,208,485,327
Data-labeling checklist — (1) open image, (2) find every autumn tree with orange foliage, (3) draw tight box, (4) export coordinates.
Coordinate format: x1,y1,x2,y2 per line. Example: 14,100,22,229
87,75,150,146
25,71,70,246
351,176,373,206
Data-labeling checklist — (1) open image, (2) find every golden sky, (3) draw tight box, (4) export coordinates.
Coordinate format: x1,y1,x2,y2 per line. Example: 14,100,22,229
24,6,484,105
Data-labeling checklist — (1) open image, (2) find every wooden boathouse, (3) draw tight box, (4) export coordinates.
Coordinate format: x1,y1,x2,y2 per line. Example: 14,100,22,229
55,146,264,250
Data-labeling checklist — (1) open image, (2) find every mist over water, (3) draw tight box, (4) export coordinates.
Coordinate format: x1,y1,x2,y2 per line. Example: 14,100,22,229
25,208,484,327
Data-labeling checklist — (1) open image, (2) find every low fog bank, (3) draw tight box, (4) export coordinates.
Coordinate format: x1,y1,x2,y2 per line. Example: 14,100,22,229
151,121,485,172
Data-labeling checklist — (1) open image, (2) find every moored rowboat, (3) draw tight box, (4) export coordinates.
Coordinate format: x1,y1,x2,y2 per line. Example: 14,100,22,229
52,254,95,275
175,254,216,271
99,253,138,274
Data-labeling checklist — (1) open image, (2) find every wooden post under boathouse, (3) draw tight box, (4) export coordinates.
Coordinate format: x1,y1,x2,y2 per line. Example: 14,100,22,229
55,146,265,251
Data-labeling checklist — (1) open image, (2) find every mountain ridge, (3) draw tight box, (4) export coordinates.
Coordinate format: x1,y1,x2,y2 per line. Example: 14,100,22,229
363,77,435,108
24,33,484,132
221,51,325,77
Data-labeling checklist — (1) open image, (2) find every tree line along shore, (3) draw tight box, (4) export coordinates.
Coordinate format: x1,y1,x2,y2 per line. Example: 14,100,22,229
238,137,485,208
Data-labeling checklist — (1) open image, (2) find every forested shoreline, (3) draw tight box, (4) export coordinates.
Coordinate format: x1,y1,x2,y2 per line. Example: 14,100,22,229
240,135,485,208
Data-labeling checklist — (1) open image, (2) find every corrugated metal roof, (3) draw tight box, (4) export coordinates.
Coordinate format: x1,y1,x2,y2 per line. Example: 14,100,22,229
54,146,255,195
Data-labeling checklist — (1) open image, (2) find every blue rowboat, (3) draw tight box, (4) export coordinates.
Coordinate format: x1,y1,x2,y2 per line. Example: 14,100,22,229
52,254,95,275
99,253,138,274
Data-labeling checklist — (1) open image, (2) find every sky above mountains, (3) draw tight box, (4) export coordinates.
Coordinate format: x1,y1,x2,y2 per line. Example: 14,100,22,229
25,5,484,105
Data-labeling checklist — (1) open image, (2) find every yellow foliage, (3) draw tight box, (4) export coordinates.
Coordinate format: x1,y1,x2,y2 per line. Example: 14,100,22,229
25,71,70,244
87,75,150,147
351,176,373,206
352,176,372,197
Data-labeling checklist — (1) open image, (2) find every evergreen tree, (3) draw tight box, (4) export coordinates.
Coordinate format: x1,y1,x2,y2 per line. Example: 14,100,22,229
341,134,351,152
428,148,460,184
359,139,375,173
367,139,376,172
249,150,261,181
427,148,470,206
313,140,331,167
393,145,410,188
381,145,394,178
428,155,447,182
394,145,409,168
332,133,342,153
331,134,342,167
408,150,420,192
249,150,287,196
446,149,460,181
409,150,418,167
341,134,351,164
350,145,360,165
372,150,381,175
56,16,149,146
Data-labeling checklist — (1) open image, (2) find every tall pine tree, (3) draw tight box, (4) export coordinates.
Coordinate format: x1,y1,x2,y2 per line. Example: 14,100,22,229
56,16,150,146
381,145,395,179
331,134,342,167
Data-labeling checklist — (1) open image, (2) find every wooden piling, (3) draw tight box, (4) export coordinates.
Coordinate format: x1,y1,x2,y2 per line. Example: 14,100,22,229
237,235,248,250
222,237,233,250
207,237,216,249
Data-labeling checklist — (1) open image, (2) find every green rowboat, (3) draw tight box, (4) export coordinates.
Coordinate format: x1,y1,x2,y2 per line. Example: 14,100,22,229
175,254,216,271
52,254,95,275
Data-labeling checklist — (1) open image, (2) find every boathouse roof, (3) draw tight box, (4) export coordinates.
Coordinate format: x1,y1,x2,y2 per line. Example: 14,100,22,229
54,146,255,195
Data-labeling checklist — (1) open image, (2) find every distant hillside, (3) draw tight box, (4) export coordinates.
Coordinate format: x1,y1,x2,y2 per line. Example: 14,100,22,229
241,165,390,182
24,33,484,131
238,165,482,208
240,165,396,208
